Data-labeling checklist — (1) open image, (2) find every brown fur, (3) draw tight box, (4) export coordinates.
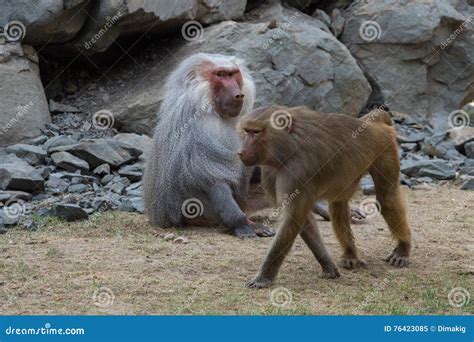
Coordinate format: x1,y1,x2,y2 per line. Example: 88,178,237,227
238,106,411,288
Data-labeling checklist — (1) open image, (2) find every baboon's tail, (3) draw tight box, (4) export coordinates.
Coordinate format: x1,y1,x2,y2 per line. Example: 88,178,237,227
361,109,393,126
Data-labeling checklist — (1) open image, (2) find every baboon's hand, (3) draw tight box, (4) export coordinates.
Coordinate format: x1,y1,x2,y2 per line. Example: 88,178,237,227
233,224,257,239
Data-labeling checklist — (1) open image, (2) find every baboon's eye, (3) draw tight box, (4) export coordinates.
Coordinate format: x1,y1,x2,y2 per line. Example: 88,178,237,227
244,128,262,135
216,71,226,77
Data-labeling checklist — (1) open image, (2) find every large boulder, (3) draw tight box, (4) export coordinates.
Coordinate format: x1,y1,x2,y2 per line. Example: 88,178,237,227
1,0,245,51
0,0,90,45
110,2,371,134
340,0,474,129
0,44,50,145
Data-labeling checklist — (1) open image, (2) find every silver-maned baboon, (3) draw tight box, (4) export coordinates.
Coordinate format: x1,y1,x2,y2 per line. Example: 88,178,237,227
143,53,274,238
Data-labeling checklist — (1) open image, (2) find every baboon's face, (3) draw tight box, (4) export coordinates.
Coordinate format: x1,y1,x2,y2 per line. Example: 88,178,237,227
202,63,245,118
237,121,268,166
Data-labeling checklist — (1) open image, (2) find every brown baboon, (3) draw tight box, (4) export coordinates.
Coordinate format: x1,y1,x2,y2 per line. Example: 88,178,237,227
238,106,411,288
143,53,274,238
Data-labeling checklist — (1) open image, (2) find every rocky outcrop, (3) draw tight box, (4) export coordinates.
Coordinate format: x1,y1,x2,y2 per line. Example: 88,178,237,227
340,0,474,130
2,0,247,53
0,44,50,145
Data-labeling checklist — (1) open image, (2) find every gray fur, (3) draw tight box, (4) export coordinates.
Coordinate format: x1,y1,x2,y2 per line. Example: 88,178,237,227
143,53,256,228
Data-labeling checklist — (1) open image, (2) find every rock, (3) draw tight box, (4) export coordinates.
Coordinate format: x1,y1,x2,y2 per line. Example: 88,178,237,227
93,163,110,176
360,175,375,195
125,182,142,196
401,158,456,180
1,0,90,45
36,165,54,179
0,44,50,144
118,197,144,213
460,178,474,190
173,236,189,244
0,154,44,192
400,143,418,152
5,144,46,166
101,174,114,185
118,164,143,182
54,203,88,221
28,135,48,145
50,139,142,169
422,132,465,160
113,133,153,160
340,1,474,121
43,135,78,152
465,142,474,159
67,183,90,194
45,176,70,194
51,151,89,172
312,9,331,26
397,133,425,144
49,100,82,114
449,127,474,157
110,3,371,134
50,172,96,183
330,9,345,37
0,190,32,203
47,0,247,56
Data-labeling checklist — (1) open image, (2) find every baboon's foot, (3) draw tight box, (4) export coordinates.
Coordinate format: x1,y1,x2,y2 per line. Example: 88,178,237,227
339,255,367,269
385,245,410,267
245,275,273,289
320,266,341,279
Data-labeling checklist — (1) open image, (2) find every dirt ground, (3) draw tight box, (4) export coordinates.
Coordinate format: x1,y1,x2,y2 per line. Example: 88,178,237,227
0,185,472,315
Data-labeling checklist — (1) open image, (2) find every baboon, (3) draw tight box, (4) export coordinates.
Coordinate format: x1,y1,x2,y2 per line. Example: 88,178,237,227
238,106,411,288
143,53,274,238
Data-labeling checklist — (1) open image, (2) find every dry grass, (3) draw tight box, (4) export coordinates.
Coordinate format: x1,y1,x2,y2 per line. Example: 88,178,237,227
0,185,473,315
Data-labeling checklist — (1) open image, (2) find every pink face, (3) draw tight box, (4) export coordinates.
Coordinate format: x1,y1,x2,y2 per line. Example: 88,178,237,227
201,63,245,118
